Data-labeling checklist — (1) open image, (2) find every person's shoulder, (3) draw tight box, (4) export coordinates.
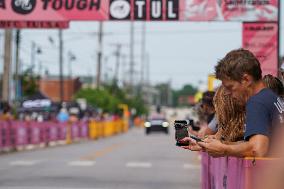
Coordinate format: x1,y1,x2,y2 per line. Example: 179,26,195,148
247,88,280,111
249,88,278,103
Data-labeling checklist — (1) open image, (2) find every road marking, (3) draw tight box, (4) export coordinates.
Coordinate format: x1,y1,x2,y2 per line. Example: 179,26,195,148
80,143,125,160
183,164,200,169
0,187,103,189
68,161,96,167
10,160,41,166
126,162,152,168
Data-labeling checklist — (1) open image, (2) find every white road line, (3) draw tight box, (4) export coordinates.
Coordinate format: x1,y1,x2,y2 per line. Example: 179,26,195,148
183,164,200,169
0,187,103,189
68,161,96,167
126,162,152,168
10,160,41,166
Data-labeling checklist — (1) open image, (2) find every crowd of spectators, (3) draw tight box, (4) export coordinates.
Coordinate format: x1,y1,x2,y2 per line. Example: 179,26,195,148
180,49,284,158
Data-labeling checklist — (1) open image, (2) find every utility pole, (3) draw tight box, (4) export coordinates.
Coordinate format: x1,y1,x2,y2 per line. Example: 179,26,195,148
68,51,76,79
31,41,35,70
167,80,172,107
15,29,21,101
96,22,103,89
103,56,109,83
121,54,127,87
145,52,150,104
38,60,42,77
2,30,12,102
59,30,64,102
31,41,42,73
114,44,122,82
146,53,150,87
129,22,135,93
140,22,146,86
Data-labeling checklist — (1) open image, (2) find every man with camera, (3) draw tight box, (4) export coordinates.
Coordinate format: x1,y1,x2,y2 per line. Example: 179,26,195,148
179,49,284,157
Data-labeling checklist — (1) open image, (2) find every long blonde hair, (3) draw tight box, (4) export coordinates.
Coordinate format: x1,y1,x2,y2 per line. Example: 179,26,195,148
213,86,246,142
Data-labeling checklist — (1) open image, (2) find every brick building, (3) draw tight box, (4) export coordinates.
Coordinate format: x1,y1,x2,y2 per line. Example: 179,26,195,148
39,77,82,102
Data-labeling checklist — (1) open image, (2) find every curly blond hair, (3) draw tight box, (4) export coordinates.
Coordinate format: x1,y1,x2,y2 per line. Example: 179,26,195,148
213,86,245,142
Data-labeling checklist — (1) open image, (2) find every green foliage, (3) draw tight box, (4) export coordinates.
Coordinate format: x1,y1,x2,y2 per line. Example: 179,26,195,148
179,84,198,96
20,68,40,98
172,84,198,107
74,88,119,113
127,94,148,116
74,84,148,116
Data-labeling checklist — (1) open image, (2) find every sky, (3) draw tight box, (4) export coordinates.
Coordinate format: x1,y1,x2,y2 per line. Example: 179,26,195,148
0,5,283,91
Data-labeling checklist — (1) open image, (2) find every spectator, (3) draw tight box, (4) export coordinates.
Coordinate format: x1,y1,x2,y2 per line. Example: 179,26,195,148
181,85,245,151
198,49,284,157
213,85,245,142
263,74,284,98
57,108,69,123
193,91,217,137
0,102,13,121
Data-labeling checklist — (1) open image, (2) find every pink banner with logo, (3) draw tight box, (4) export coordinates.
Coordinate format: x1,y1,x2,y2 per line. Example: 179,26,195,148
242,22,278,76
0,0,278,22
222,0,278,21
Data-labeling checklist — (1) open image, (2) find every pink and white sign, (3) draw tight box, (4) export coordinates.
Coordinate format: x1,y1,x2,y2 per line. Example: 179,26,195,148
0,0,278,22
222,0,278,21
181,0,219,21
0,0,108,21
242,22,278,76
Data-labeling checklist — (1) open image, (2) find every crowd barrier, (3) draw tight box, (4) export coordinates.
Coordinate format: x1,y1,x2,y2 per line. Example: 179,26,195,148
201,152,277,189
0,119,128,151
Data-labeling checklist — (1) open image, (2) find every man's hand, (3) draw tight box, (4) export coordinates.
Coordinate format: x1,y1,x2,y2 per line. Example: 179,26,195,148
198,138,227,157
187,127,199,136
178,137,203,151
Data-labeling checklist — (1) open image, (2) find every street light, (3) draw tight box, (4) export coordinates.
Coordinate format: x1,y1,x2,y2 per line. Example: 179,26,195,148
67,51,76,79
31,41,42,72
48,33,64,103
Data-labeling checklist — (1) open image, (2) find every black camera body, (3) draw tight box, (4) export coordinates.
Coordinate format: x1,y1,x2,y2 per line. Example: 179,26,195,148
189,119,200,132
174,120,190,146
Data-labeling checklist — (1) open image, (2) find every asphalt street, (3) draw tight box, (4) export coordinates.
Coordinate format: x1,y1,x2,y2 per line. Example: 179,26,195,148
0,127,201,189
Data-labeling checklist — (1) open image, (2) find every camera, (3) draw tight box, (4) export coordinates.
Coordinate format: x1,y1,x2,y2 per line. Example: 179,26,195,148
189,119,200,131
174,120,190,146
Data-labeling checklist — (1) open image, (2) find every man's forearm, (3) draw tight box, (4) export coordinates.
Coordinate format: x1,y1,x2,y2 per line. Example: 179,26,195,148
224,141,254,157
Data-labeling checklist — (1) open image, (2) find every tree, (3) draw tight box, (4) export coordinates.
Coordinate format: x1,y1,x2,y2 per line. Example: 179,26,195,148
172,84,198,107
74,84,148,116
20,68,40,98
74,88,120,113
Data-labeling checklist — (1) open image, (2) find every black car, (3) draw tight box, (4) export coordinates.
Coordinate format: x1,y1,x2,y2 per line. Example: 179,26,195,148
144,118,169,134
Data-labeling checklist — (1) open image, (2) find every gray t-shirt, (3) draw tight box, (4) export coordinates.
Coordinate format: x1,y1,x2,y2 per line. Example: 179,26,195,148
208,115,218,133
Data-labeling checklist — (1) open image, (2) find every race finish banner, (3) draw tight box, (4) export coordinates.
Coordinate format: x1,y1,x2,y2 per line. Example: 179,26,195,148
0,0,279,22
242,22,278,76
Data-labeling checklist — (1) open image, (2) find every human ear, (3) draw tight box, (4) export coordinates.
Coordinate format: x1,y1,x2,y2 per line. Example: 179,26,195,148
241,74,253,87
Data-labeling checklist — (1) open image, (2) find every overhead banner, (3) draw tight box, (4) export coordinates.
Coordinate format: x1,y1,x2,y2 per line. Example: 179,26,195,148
0,21,69,28
0,0,279,22
242,22,278,76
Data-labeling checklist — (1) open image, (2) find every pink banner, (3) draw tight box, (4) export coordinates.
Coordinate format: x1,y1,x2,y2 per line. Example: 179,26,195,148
242,22,278,76
222,0,278,21
29,122,41,144
0,0,278,22
79,122,89,138
201,153,281,189
0,21,69,28
12,121,28,146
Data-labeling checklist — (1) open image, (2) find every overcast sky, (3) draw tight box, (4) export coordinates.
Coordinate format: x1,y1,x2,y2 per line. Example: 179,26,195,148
0,5,283,91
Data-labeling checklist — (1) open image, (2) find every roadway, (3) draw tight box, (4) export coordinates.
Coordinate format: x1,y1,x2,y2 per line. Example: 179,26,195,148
0,126,200,189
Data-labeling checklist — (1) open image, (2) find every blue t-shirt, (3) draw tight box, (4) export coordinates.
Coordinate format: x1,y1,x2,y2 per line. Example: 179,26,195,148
244,88,284,141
